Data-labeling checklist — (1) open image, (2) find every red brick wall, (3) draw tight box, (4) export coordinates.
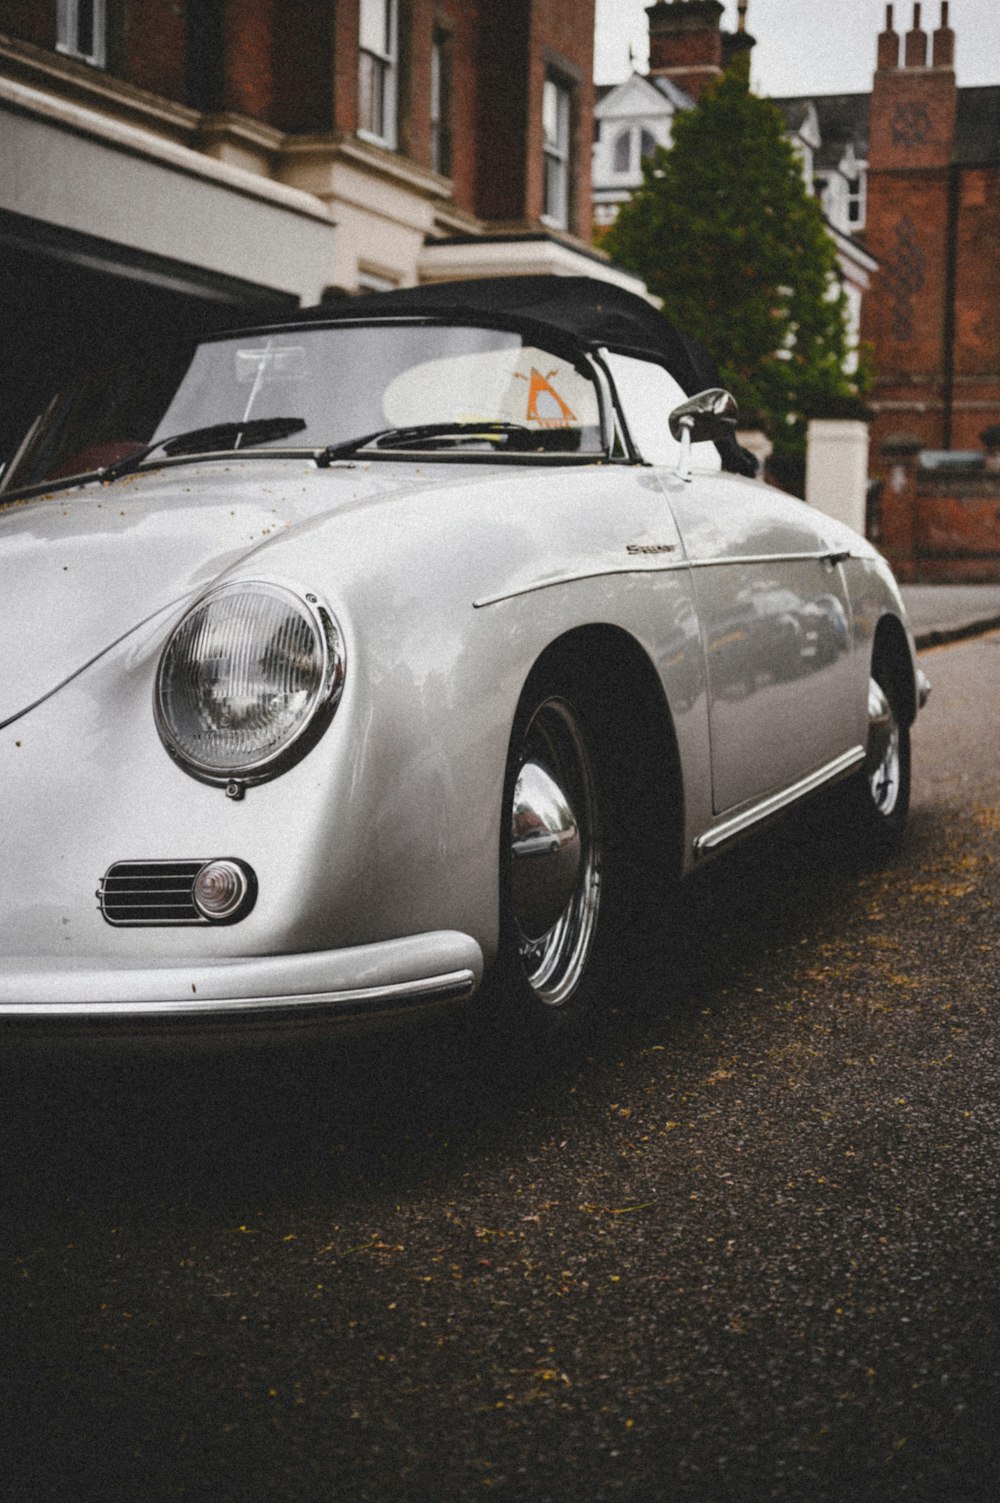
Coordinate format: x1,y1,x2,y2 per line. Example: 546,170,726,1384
864,25,954,563
437,0,480,208
4,0,594,237
472,0,593,234
475,0,531,222
218,0,276,120
952,165,1000,449
123,0,188,102
916,482,1000,580
527,0,596,236
865,28,1000,574
862,162,954,454
331,0,360,135
271,0,334,134
1,0,54,48
646,0,724,101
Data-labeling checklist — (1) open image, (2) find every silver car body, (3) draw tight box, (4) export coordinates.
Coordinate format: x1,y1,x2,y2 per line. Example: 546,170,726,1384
0,278,921,1031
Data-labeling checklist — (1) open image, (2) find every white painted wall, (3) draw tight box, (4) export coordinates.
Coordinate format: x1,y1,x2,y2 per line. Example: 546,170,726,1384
0,78,334,304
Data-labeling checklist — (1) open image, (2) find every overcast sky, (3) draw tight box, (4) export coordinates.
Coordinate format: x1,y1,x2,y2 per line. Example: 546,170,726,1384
595,0,1000,95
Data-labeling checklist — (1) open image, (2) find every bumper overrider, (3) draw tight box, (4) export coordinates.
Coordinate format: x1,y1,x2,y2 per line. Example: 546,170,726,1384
0,932,483,1033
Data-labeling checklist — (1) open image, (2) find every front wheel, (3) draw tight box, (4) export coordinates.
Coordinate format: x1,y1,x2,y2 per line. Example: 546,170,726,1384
480,652,678,1045
502,686,604,1025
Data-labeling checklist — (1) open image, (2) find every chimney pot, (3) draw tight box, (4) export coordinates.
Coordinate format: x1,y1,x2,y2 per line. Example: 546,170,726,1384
904,3,928,66
932,0,955,66
878,4,900,68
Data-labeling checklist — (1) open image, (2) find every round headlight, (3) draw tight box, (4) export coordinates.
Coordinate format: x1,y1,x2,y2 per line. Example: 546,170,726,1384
156,582,345,784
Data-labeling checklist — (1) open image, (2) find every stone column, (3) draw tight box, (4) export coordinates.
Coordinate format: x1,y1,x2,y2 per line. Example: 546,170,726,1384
805,418,871,534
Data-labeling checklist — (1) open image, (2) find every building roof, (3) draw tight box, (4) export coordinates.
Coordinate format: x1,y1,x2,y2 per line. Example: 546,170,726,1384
773,93,869,168
594,71,691,121
775,86,1000,169
650,74,695,111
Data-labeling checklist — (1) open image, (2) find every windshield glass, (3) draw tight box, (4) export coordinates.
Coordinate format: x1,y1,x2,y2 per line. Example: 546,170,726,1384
3,321,605,491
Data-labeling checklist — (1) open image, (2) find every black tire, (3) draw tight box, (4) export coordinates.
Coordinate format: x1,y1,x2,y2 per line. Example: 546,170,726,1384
848,664,911,853
490,654,674,1043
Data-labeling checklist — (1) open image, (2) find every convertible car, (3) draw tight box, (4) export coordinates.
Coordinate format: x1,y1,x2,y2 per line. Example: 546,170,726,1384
0,276,927,1038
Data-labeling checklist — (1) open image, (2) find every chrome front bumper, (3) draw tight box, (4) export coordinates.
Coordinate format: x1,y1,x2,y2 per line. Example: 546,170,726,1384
0,931,483,1030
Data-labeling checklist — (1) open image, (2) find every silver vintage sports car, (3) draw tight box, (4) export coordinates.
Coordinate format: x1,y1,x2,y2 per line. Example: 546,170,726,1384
0,277,926,1039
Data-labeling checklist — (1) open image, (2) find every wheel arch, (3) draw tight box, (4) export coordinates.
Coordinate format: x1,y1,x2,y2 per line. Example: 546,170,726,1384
872,612,917,727
518,623,686,882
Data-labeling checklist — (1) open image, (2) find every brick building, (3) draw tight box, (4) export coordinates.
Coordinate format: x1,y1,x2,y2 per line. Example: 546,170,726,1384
779,2,1000,577
1,0,638,463
594,0,1000,576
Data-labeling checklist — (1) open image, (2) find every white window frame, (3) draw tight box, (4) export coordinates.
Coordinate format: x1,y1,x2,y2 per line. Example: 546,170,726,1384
846,168,867,229
56,0,106,67
610,124,658,179
430,29,452,177
542,74,572,230
358,0,398,149
612,126,632,176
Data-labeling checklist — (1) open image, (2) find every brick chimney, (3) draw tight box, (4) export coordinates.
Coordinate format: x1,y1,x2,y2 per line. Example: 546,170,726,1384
869,1,957,172
646,1,726,101
862,2,960,506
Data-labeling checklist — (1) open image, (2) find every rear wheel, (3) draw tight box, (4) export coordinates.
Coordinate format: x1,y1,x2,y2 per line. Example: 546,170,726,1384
849,666,911,851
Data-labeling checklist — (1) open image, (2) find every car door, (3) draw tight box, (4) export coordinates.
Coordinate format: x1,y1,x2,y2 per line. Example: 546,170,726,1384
604,353,857,816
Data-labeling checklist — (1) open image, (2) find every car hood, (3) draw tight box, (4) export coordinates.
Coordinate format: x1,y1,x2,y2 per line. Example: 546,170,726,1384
0,457,455,727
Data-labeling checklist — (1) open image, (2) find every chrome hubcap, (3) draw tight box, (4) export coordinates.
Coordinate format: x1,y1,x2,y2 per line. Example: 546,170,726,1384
509,696,600,1007
866,677,901,817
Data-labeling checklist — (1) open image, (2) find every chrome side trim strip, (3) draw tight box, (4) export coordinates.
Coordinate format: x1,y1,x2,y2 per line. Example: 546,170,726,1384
474,550,850,609
0,969,477,1022
687,550,850,570
695,745,865,858
475,559,688,608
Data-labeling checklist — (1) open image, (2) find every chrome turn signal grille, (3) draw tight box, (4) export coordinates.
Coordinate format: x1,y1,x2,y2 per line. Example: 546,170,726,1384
98,859,256,926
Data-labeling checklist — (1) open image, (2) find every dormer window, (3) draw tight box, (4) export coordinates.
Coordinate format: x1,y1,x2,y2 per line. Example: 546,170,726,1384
611,125,658,178
359,0,398,148
847,169,867,228
56,0,106,67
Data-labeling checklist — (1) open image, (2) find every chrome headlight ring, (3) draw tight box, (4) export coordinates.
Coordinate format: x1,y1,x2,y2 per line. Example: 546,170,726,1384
155,580,346,795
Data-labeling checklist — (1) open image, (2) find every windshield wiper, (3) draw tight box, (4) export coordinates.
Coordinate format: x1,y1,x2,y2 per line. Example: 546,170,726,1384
100,417,308,482
322,421,544,463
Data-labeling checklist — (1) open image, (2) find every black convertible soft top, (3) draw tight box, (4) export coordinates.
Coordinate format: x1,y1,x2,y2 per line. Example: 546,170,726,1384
297,276,756,476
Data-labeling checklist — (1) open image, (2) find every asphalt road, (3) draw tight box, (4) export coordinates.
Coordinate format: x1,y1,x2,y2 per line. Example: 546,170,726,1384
4,634,1000,1503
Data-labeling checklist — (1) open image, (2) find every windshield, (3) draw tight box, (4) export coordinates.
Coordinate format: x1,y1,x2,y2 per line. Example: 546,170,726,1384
3,321,605,492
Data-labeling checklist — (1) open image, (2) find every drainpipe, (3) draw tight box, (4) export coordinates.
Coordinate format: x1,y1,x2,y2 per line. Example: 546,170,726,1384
942,162,959,449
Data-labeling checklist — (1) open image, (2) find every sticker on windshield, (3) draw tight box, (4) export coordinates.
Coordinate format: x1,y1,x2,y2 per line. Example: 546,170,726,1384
516,368,577,428
381,345,599,432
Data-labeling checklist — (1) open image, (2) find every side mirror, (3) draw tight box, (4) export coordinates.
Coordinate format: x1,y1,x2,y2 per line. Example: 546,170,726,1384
668,387,739,481
668,387,739,444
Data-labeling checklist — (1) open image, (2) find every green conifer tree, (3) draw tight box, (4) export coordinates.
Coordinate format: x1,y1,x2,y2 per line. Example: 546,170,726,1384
603,55,865,457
